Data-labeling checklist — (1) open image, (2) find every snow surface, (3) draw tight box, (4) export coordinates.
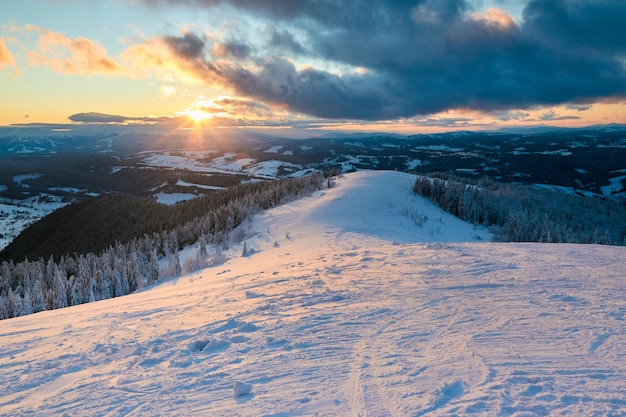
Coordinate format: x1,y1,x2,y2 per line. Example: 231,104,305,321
0,195,69,250
153,192,197,205
406,158,424,170
1,170,625,416
138,151,305,179
176,179,226,191
12,173,44,185
601,173,626,197
264,145,284,153
245,160,304,178
140,152,256,174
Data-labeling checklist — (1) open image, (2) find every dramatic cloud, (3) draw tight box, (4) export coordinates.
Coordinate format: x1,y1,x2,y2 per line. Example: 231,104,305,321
164,32,205,59
135,0,626,120
266,28,305,55
0,37,16,68
23,26,121,75
213,97,273,118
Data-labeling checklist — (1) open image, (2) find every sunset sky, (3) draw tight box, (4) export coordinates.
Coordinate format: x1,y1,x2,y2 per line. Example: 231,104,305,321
1,0,625,136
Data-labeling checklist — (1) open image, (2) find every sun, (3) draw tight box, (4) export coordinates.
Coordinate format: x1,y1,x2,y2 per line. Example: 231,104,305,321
186,109,212,123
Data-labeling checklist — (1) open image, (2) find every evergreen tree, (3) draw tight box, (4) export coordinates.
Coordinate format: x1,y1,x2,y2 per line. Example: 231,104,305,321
52,270,68,309
8,288,23,317
148,249,160,284
163,251,181,279
68,276,82,306
88,279,97,303
22,289,34,316
31,279,47,313
0,296,9,320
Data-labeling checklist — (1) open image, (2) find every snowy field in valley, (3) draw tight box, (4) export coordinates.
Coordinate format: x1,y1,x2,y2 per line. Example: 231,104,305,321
0,196,69,251
138,151,305,179
1,171,625,416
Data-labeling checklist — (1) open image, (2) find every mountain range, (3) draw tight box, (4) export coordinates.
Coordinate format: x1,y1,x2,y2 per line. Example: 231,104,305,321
1,125,625,251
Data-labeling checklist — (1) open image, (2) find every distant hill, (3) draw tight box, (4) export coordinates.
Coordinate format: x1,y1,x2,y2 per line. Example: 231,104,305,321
0,175,327,262
0,194,171,262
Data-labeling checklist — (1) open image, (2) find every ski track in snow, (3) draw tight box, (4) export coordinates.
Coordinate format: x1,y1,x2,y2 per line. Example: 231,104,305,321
0,170,625,416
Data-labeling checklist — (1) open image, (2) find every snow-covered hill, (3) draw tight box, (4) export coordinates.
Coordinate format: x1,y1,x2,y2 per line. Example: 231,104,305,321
1,171,625,416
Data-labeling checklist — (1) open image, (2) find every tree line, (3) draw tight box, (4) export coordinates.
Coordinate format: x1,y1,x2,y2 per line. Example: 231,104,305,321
413,174,626,245
0,173,328,319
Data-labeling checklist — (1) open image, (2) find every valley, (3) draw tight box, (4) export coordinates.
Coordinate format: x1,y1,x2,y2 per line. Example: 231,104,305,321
1,125,625,250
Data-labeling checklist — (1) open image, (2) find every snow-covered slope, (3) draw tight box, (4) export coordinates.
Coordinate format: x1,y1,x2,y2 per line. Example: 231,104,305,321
1,171,625,416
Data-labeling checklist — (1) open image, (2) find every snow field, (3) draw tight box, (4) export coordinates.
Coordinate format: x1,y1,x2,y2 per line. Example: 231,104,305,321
0,171,624,416
0,196,69,250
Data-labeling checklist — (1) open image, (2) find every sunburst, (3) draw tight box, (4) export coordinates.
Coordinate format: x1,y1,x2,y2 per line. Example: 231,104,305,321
186,109,212,123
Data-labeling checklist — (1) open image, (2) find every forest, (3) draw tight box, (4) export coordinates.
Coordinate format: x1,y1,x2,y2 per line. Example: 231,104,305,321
0,173,328,319
413,174,626,245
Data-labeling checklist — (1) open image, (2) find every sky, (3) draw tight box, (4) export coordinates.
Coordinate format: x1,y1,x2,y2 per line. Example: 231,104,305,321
1,0,626,136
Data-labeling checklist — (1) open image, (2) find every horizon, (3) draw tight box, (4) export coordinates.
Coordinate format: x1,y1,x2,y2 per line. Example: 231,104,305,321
1,120,625,141
2,1,626,138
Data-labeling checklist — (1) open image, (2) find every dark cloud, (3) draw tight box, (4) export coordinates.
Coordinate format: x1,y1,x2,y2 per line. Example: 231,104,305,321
69,112,129,123
493,110,531,122
164,32,206,59
141,0,353,22
214,97,271,117
266,28,305,55
523,0,626,54
412,116,474,128
68,112,169,124
539,109,580,121
141,0,626,120
210,56,392,119
211,39,251,59
566,104,592,112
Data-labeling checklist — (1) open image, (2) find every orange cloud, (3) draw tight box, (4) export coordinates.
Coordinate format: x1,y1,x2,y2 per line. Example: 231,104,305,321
0,37,16,69
12,25,216,87
26,27,121,75
121,38,207,84
470,8,516,30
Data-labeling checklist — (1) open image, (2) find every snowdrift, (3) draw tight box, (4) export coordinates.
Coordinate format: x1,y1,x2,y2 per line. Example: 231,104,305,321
1,170,625,416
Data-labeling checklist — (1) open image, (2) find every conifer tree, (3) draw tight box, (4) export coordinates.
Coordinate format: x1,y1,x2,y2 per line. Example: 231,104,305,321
8,288,23,317
68,276,82,306
0,296,8,320
148,249,160,284
31,279,46,313
22,289,33,316
52,270,68,309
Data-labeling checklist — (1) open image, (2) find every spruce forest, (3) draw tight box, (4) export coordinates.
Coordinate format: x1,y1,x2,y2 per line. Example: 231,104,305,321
413,174,626,245
0,173,328,319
